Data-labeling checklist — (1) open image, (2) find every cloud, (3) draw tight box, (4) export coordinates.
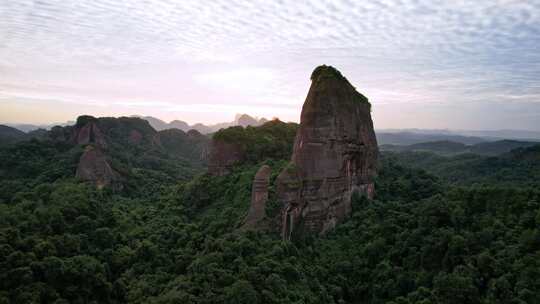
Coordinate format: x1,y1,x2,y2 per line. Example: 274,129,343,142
2,0,538,66
0,0,539,128
194,68,276,92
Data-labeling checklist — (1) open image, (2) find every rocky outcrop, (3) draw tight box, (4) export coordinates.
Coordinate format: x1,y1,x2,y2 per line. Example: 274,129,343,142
277,65,378,238
208,140,245,176
47,115,212,190
76,122,104,146
65,116,159,190
70,116,107,148
76,145,121,190
48,116,108,147
275,164,302,239
243,165,272,229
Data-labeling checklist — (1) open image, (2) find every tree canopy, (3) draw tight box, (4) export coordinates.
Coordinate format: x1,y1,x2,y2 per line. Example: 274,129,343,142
1,127,539,303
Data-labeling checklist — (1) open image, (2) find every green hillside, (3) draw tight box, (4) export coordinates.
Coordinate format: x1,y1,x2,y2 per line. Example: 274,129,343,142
0,125,28,145
213,119,298,163
383,144,540,187
0,121,539,303
381,139,538,156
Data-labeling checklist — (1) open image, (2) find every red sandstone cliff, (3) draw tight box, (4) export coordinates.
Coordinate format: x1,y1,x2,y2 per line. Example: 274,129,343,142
243,165,272,229
76,145,121,190
277,65,378,238
207,140,245,176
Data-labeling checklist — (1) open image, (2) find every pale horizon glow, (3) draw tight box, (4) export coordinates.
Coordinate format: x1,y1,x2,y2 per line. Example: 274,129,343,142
1,0,540,130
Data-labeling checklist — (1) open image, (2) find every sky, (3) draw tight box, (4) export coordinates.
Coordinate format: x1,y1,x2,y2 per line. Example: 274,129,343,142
1,0,540,130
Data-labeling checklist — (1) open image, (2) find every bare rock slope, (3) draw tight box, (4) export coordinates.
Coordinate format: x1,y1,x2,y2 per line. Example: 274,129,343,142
207,140,245,176
76,145,121,190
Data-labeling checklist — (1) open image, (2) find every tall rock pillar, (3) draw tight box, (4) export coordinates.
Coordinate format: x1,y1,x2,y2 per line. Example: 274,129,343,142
243,165,272,229
277,65,378,238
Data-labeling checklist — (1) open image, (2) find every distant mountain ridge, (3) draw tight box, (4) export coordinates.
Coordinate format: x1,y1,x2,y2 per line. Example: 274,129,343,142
0,124,48,145
376,132,487,145
2,113,269,135
378,128,540,142
0,125,27,145
6,118,540,142
135,114,269,134
5,121,74,133
381,139,539,156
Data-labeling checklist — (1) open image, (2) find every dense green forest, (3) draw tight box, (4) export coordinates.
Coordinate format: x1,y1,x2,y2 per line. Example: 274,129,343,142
380,139,539,156
212,119,298,164
1,124,539,303
384,146,540,187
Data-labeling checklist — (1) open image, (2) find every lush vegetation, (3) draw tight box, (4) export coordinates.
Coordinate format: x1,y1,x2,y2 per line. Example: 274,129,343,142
310,65,347,82
1,126,539,303
384,145,540,187
213,120,298,163
0,125,47,146
310,65,370,107
380,139,538,156
0,125,27,145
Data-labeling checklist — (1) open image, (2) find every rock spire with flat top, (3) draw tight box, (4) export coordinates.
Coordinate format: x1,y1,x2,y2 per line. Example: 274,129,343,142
277,65,378,238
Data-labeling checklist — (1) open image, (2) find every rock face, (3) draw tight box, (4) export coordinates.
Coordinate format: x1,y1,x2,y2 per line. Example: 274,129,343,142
208,140,244,176
76,145,121,190
71,116,107,148
243,165,272,229
277,65,378,238
76,122,101,145
275,164,302,239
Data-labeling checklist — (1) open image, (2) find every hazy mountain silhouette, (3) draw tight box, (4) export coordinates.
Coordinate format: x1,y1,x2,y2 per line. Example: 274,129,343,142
135,114,268,134
378,128,540,142
0,125,27,145
380,139,539,156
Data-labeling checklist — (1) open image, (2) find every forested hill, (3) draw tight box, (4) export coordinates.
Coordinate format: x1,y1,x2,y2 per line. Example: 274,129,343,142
0,125,47,146
0,115,210,201
0,119,539,303
381,139,538,156
384,144,540,187
0,125,26,145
